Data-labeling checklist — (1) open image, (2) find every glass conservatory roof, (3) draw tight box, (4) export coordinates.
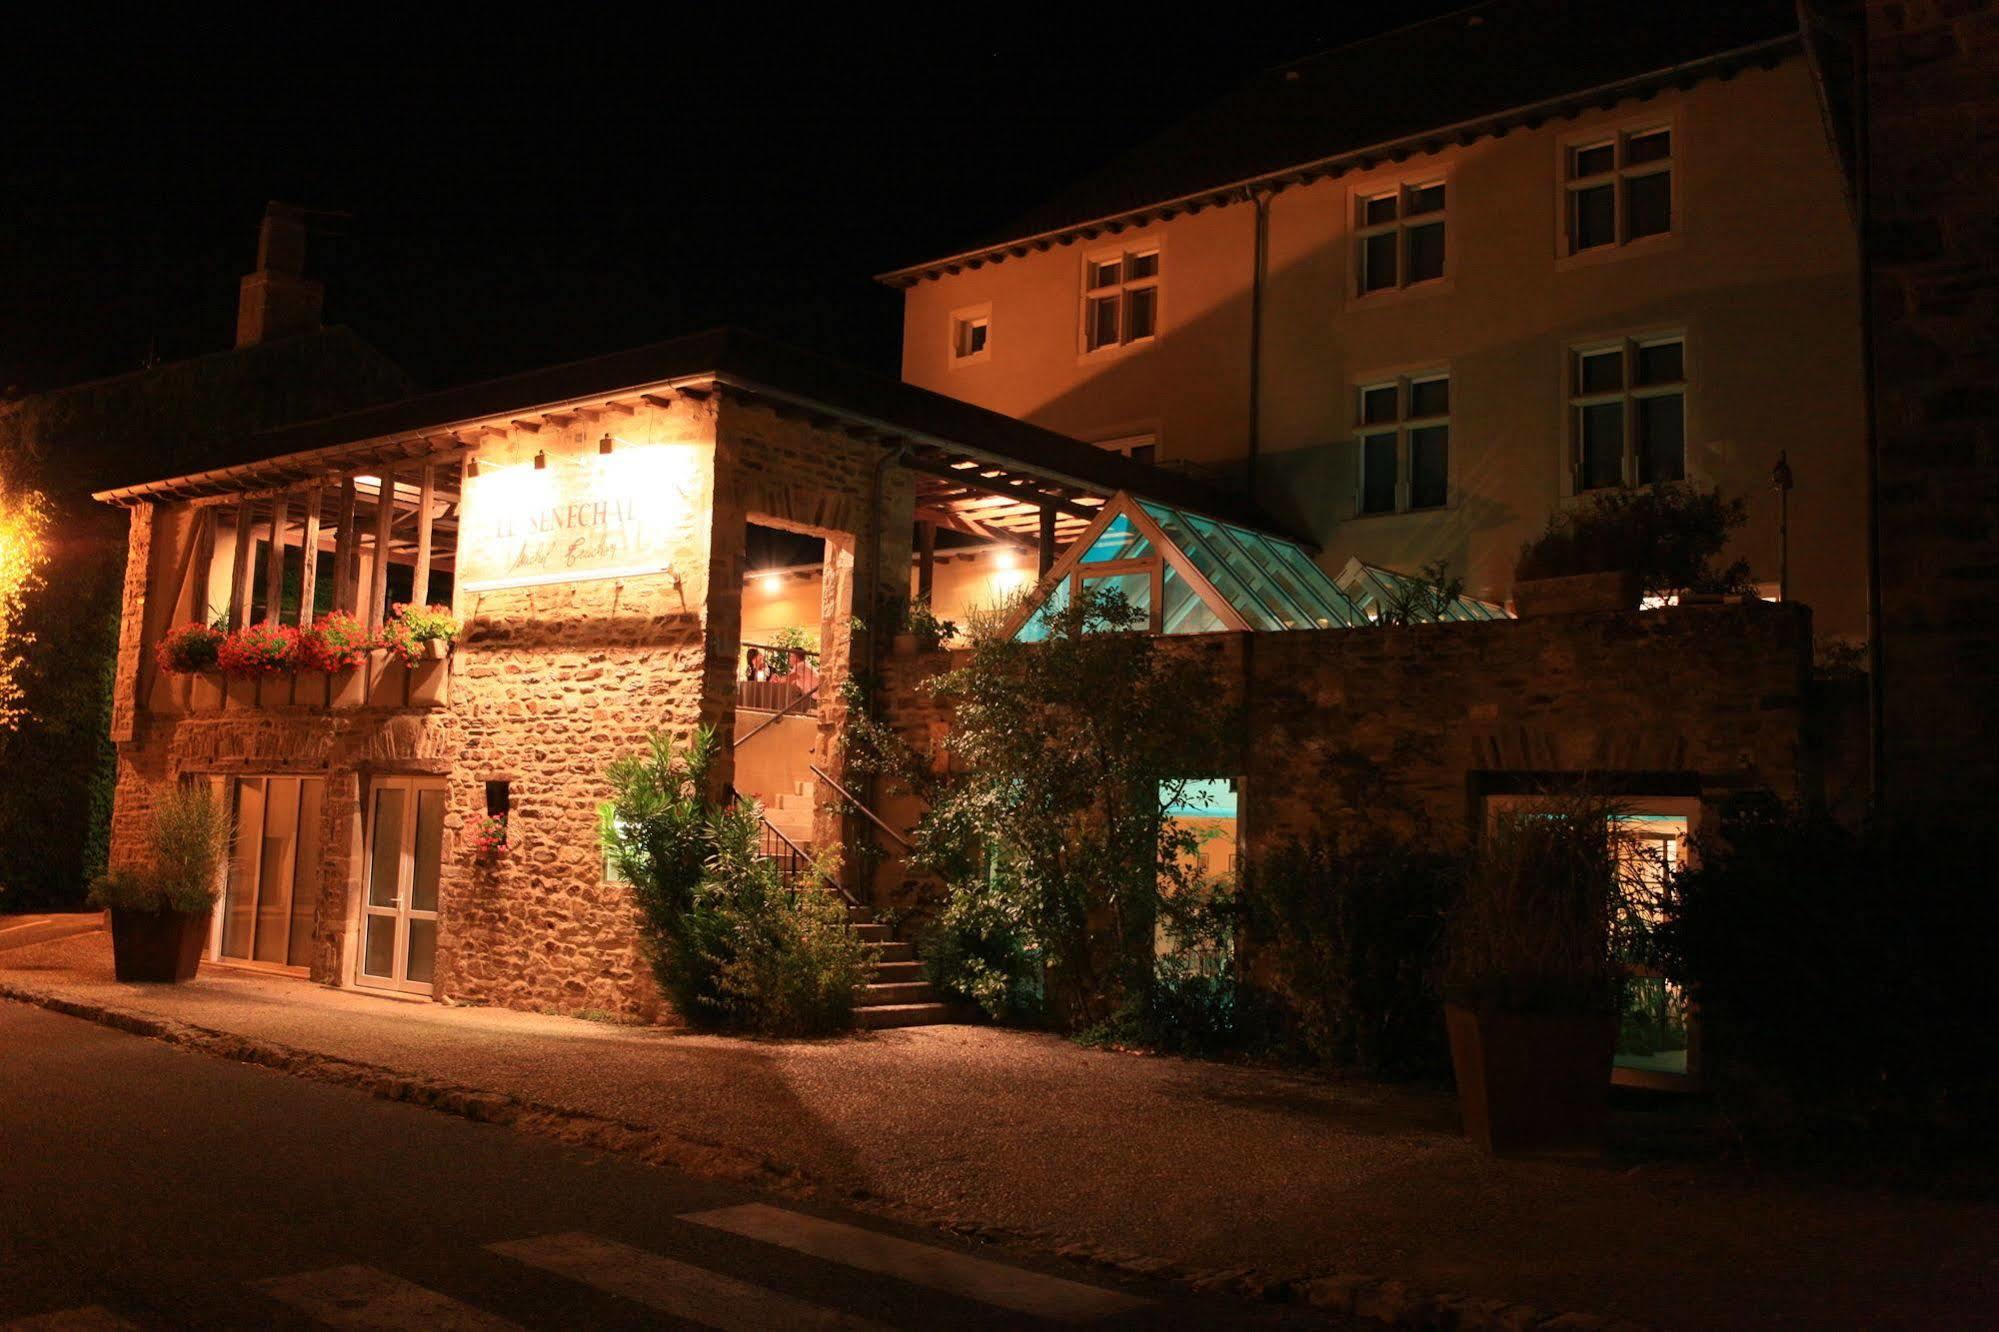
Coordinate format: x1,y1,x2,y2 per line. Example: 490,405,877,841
1008,494,1512,641
1333,558,1511,622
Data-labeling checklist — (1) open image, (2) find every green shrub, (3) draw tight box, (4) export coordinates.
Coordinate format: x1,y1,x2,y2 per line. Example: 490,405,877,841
602,726,869,1035
87,781,230,914
1657,802,1999,1164
919,884,1044,1023
1445,802,1627,1016
1244,833,1459,1077
1514,483,1752,596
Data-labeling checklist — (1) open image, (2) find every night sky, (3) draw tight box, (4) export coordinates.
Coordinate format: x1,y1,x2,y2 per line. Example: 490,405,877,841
4,9,1465,398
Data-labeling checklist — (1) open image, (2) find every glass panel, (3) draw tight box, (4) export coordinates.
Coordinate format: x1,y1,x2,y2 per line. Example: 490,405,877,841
1579,349,1623,394
1637,393,1686,484
288,779,323,968
1221,523,1353,629
253,777,298,965
1362,193,1398,226
1571,141,1615,178
1409,426,1449,509
1126,251,1159,279
1361,231,1398,292
1571,182,1615,250
1079,571,1152,628
1405,221,1445,283
1161,565,1227,634
1267,541,1366,627
1360,384,1399,425
1089,259,1121,289
1405,182,1445,216
1360,434,1398,514
221,781,263,960
1125,285,1157,340
1081,512,1152,564
405,919,437,986
1088,295,1120,349
411,788,445,913
1408,377,1449,418
1016,576,1069,642
1635,340,1683,386
1175,510,1312,629
1580,403,1626,490
1142,507,1284,630
1625,129,1671,165
362,915,396,979
367,788,405,908
1626,169,1671,239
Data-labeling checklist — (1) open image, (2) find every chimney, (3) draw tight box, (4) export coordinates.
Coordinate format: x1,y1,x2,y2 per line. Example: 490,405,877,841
234,201,325,349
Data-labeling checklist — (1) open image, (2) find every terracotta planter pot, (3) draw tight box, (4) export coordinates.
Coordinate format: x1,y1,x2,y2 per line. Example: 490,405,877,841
190,672,225,711
367,649,407,707
892,632,919,657
257,673,296,708
1511,571,1641,618
328,665,367,709
1445,1004,1617,1154
424,637,451,661
109,906,211,983
407,657,449,708
292,672,329,708
223,674,261,710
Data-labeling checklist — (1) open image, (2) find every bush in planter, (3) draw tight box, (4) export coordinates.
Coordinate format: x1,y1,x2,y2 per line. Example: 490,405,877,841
1514,483,1753,598
88,781,230,982
216,622,303,675
154,622,227,675
296,610,373,672
381,603,458,664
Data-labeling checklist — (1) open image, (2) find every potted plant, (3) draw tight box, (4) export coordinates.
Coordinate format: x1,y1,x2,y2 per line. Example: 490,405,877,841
217,622,301,708
1512,484,1751,617
469,814,509,863
383,603,458,706
87,781,231,983
899,595,958,655
155,621,227,710
299,610,373,708
1443,801,1628,1153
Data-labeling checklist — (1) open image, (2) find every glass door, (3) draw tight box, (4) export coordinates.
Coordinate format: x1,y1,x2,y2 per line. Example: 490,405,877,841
216,776,324,971
358,777,446,995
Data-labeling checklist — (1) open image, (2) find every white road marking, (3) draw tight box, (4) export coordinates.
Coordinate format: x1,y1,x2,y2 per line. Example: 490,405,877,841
490,1231,888,1330
254,1265,527,1330
1,1308,139,1331
680,1203,1150,1322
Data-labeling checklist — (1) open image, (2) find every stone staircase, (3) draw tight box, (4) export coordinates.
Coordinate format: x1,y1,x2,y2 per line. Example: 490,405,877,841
843,902,958,1030
762,777,816,850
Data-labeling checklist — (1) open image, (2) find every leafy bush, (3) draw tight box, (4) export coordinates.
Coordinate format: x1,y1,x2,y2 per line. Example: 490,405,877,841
919,883,1044,1023
88,781,230,913
155,622,226,674
216,623,302,675
1244,833,1460,1077
602,726,869,1035
1657,803,1999,1163
297,610,373,671
1514,483,1752,596
1445,802,1628,1016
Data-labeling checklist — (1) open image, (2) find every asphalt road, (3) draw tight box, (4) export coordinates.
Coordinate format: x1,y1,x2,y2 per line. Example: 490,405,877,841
0,1003,1318,1330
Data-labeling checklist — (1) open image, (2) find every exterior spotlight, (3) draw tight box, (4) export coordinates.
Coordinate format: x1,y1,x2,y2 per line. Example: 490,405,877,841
465,457,480,479
761,573,784,595
533,450,547,470
993,547,1017,570
599,435,614,455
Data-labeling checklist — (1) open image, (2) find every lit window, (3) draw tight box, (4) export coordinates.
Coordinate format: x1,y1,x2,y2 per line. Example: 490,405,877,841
1565,125,1673,255
1569,335,1686,491
1354,373,1450,515
1083,246,1161,351
1355,179,1447,295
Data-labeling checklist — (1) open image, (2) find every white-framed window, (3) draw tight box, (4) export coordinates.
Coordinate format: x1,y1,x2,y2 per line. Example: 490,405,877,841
1355,372,1450,515
1354,178,1448,296
1563,121,1674,255
1568,334,1687,491
1082,245,1160,352
1098,433,1159,464
950,304,991,364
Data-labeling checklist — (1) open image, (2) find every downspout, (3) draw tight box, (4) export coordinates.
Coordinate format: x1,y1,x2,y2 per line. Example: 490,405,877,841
1849,15,1885,809
1245,187,1273,500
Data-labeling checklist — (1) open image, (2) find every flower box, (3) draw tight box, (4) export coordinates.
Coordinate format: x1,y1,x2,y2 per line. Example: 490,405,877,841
224,674,261,710
407,657,449,708
368,649,408,707
291,672,329,709
190,672,225,711
1510,571,1640,618
329,665,367,709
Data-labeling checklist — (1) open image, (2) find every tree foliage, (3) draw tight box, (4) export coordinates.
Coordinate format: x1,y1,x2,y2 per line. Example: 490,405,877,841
0,470,52,732
1514,482,1752,595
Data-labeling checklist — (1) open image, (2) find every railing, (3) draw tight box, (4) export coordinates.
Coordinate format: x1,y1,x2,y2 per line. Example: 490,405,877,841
735,685,819,747
726,783,859,909
808,763,913,852
740,678,818,714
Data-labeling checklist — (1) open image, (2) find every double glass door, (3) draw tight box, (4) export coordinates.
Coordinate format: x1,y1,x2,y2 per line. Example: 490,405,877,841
359,777,446,994
217,777,325,970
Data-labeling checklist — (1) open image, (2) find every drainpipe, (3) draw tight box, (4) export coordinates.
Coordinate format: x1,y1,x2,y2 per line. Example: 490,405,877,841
1245,187,1273,500
1849,17,1885,811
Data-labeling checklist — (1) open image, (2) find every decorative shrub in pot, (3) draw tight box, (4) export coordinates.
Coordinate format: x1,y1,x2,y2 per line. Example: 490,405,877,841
1443,802,1628,1153
88,782,231,983
1511,483,1752,616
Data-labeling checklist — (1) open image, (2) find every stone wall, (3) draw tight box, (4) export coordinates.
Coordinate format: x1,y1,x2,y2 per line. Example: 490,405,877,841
1865,0,1999,818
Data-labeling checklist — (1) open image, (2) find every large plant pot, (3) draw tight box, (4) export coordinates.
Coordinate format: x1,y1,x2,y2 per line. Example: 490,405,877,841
1511,571,1641,618
109,906,211,983
223,674,262,711
328,665,367,709
407,656,449,707
1445,1004,1617,1154
190,672,225,711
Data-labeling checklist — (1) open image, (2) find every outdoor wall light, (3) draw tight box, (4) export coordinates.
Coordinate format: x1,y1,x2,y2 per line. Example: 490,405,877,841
466,457,481,479
533,450,547,470
599,434,614,455
761,572,785,595
993,547,1018,570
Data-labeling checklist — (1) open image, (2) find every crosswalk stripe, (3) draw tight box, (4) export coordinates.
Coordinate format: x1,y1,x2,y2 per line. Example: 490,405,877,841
254,1265,527,1331
679,1203,1150,1322
1,1309,139,1331
490,1231,888,1330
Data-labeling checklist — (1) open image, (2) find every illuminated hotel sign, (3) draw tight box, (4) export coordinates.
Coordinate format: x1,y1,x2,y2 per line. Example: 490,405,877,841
457,444,698,592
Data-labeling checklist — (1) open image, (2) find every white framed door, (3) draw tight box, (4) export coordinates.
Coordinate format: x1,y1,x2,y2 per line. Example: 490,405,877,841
357,776,446,996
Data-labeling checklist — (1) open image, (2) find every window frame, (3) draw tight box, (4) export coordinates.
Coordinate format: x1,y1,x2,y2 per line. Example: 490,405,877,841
1352,369,1453,517
1349,173,1452,303
948,303,992,367
1079,238,1163,357
1565,332,1690,495
1556,114,1680,265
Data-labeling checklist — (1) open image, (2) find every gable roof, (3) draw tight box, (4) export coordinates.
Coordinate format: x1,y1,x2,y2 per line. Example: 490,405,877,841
881,0,1801,285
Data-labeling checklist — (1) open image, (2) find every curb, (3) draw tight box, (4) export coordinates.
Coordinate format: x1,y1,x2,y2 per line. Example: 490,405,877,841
1,981,1645,1331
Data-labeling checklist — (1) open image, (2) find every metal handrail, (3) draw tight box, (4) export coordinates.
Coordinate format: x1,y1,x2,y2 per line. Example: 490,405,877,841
725,783,860,909
735,684,819,748
808,763,913,851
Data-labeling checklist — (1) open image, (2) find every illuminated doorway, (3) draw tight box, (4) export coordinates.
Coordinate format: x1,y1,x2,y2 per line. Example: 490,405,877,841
357,776,446,996
214,776,325,973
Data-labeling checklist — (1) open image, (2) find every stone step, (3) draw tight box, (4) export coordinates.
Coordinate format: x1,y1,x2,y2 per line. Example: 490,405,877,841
867,940,914,964
856,1002,956,1030
850,922,891,942
860,980,940,1005
869,959,923,982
